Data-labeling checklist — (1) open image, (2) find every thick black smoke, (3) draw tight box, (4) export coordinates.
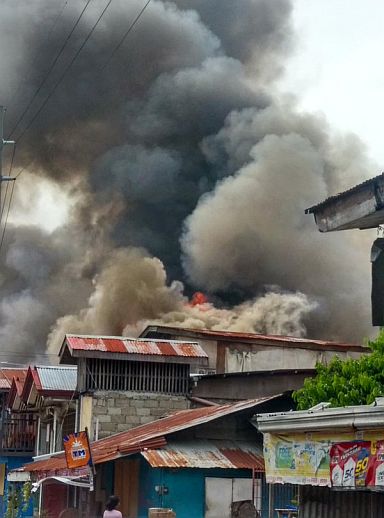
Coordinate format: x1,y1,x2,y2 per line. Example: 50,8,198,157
0,0,376,360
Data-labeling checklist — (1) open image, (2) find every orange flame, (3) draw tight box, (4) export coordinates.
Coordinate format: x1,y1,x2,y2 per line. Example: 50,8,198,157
189,291,209,306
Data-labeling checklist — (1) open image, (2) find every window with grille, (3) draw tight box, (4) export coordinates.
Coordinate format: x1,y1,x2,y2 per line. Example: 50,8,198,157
85,358,190,395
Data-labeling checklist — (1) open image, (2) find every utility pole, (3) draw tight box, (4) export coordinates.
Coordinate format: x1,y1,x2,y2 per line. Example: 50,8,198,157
0,106,15,218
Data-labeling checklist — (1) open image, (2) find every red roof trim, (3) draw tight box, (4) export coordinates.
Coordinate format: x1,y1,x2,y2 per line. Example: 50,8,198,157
61,335,208,359
140,326,367,352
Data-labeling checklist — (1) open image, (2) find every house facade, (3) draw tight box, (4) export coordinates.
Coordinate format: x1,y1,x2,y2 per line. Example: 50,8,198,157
254,400,384,517
140,326,367,374
4,365,78,518
0,368,35,518
59,334,208,439
21,396,297,518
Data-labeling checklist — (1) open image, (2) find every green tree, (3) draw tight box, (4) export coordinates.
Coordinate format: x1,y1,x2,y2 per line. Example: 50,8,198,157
293,329,384,410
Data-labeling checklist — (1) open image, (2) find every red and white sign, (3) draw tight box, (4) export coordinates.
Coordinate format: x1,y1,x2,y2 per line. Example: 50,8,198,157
330,440,384,488
330,441,371,487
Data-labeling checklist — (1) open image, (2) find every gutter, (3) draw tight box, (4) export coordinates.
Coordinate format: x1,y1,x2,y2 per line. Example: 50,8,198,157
253,399,384,433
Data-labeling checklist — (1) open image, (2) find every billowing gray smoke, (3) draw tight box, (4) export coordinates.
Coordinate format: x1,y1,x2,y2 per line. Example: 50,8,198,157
0,0,376,361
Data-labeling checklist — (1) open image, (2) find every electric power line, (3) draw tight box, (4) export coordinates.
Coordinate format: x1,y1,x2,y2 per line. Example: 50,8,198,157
0,182,10,227
8,0,93,139
0,144,16,227
6,0,71,113
101,0,152,71
0,179,16,255
13,0,152,179
14,0,113,146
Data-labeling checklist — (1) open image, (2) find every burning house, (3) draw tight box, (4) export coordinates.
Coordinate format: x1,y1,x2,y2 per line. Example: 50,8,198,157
59,334,208,439
0,0,377,369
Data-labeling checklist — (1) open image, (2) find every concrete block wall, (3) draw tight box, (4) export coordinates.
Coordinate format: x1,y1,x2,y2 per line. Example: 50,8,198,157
91,391,190,439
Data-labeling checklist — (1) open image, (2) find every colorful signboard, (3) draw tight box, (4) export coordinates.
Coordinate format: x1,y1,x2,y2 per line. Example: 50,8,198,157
264,432,384,487
263,432,335,486
63,430,92,470
330,441,371,487
330,439,384,488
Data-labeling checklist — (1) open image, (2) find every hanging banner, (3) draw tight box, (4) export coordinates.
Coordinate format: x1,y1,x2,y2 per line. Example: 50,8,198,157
263,432,336,486
263,432,384,487
368,439,384,486
63,430,92,470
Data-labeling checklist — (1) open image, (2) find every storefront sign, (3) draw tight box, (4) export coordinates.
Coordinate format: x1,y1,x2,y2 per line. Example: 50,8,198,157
63,430,92,470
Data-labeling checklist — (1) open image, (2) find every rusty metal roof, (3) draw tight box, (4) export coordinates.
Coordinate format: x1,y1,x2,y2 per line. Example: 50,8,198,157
140,325,367,352
141,440,264,470
0,379,10,389
62,334,208,360
22,396,278,474
0,369,27,390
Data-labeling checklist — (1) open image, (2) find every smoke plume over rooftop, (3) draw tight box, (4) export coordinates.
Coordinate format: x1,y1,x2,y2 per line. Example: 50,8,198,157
0,0,376,361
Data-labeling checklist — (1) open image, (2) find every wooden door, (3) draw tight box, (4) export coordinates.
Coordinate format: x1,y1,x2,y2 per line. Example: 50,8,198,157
114,459,140,518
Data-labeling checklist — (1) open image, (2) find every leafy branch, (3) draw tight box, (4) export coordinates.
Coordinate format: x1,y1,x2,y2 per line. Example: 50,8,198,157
293,329,384,410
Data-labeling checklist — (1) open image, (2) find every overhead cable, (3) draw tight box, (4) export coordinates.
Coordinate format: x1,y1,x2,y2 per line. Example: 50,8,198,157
8,0,93,139
13,0,152,180
7,0,71,113
101,0,152,71
14,0,113,146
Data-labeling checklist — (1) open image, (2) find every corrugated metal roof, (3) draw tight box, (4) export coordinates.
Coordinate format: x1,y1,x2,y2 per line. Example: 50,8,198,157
36,366,77,392
0,369,27,390
64,334,208,358
0,379,10,389
140,326,366,352
22,396,278,474
305,172,384,214
141,440,264,470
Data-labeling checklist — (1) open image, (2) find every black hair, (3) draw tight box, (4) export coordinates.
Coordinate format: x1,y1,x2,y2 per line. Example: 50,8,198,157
105,495,120,511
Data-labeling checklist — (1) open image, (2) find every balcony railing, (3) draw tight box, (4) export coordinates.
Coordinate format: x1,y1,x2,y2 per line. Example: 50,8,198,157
0,414,37,455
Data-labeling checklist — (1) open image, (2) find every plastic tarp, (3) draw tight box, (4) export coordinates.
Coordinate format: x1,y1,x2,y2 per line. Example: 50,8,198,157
32,475,91,492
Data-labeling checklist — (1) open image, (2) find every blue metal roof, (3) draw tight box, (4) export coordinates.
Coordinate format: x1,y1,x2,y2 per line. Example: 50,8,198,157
36,365,77,392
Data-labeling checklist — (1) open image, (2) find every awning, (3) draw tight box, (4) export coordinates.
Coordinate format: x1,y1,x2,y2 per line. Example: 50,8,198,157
141,440,264,471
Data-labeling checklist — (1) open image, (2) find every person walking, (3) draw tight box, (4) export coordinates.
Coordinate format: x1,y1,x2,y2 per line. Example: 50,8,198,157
103,495,122,518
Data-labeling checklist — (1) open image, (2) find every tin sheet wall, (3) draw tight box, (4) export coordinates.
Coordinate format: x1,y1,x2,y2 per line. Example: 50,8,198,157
301,486,384,518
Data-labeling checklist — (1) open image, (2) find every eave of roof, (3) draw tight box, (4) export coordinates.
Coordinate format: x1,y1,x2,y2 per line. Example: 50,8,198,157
140,325,367,352
141,440,264,471
192,368,316,380
0,368,27,392
304,173,384,232
60,334,208,365
18,366,77,406
253,399,384,433
22,396,279,474
305,173,384,214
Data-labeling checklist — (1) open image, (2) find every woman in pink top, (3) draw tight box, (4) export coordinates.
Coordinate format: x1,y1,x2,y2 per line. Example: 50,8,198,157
103,495,122,518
